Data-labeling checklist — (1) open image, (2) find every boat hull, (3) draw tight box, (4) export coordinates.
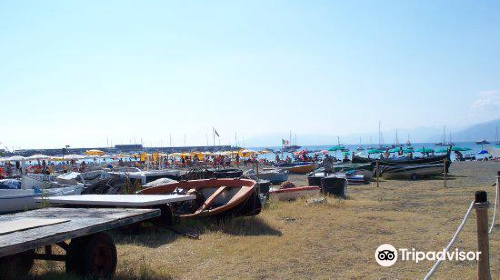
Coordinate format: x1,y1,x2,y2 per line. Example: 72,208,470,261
139,178,261,218
381,164,444,180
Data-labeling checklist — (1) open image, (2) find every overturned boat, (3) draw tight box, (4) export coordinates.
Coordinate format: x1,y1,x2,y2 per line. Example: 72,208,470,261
380,163,445,180
139,178,261,218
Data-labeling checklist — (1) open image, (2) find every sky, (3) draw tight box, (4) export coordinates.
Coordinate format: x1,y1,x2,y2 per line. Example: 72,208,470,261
1,0,500,149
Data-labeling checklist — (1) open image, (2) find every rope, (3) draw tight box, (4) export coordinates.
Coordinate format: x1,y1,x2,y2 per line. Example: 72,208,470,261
423,200,475,280
489,177,499,234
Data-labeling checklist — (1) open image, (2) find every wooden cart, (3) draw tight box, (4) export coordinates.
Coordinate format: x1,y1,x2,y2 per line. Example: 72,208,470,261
0,207,160,279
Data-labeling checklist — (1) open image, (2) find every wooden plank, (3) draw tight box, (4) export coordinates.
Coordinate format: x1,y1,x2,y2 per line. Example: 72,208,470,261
0,207,160,258
36,194,195,207
0,218,69,236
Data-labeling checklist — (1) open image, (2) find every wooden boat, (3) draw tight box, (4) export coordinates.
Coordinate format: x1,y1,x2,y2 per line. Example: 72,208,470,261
381,163,444,180
139,178,261,218
269,186,320,201
352,150,451,173
280,164,315,174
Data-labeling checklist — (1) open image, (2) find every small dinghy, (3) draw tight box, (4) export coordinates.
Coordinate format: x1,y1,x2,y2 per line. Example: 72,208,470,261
269,186,320,201
139,178,261,218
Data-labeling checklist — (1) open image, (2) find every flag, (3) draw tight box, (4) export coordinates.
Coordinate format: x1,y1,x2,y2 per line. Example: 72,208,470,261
282,139,289,145
213,128,219,137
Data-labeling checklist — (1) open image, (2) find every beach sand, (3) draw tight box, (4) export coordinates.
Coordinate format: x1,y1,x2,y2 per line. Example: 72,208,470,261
30,161,499,280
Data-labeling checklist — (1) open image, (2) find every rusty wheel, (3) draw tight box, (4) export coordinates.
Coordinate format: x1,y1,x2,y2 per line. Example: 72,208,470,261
69,233,117,280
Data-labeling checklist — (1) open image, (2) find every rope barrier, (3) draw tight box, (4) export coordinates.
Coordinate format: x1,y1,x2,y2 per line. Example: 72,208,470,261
423,201,475,280
489,177,498,234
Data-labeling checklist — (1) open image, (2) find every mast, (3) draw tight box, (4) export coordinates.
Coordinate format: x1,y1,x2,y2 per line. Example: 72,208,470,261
289,130,292,146
378,121,381,148
395,129,399,146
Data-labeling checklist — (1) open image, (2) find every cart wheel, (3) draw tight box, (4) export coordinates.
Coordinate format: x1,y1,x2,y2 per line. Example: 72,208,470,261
153,205,174,227
0,250,34,280
411,174,418,180
68,233,117,280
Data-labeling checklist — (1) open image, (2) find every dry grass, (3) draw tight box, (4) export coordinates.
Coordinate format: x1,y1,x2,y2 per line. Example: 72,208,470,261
29,161,500,279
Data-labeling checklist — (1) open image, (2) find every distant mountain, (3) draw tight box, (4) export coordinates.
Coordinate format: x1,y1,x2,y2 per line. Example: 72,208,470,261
440,119,500,143
244,119,500,147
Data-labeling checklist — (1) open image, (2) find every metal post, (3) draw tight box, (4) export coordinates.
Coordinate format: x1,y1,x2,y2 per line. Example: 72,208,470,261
474,191,491,280
376,160,379,188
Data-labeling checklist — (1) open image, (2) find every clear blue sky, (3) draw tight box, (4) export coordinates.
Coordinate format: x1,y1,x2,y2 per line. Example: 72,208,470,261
1,0,499,149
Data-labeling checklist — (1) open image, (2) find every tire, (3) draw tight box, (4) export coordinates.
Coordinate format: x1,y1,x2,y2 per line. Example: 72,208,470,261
411,174,418,181
68,233,117,280
0,250,34,280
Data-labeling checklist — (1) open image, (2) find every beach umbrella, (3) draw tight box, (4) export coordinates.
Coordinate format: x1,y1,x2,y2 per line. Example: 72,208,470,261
435,149,448,154
368,149,383,154
4,155,26,161
478,150,488,155
26,154,51,160
320,150,329,155
328,146,345,151
84,149,105,156
341,151,350,156
416,148,435,153
451,146,468,152
388,148,401,153
403,149,414,154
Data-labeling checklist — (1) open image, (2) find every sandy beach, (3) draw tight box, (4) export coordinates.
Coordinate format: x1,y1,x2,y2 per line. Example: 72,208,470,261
26,161,499,280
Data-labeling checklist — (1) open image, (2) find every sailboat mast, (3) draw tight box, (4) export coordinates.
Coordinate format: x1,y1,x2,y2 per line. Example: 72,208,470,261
378,121,381,148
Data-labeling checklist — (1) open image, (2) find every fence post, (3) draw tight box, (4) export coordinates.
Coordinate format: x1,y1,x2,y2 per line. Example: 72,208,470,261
474,191,491,280
443,158,447,188
496,172,500,228
376,160,379,188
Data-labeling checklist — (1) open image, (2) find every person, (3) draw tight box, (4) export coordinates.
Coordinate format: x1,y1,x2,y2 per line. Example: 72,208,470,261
80,161,87,172
42,160,47,173
235,153,240,167
398,147,403,156
384,149,390,159
15,161,22,175
454,151,463,161
323,154,334,174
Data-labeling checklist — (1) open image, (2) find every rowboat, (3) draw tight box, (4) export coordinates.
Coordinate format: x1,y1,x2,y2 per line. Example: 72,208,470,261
381,163,444,180
269,186,320,201
280,164,315,174
139,178,261,218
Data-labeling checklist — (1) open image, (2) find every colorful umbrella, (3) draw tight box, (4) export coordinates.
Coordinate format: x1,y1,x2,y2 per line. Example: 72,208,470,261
478,150,488,155
328,145,345,151
368,149,384,154
416,148,435,153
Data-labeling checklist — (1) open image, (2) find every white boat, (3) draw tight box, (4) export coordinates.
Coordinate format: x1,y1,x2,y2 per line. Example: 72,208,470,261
0,185,84,214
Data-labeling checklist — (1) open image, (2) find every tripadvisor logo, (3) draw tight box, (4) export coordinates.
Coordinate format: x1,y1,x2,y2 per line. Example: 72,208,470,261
375,244,481,267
